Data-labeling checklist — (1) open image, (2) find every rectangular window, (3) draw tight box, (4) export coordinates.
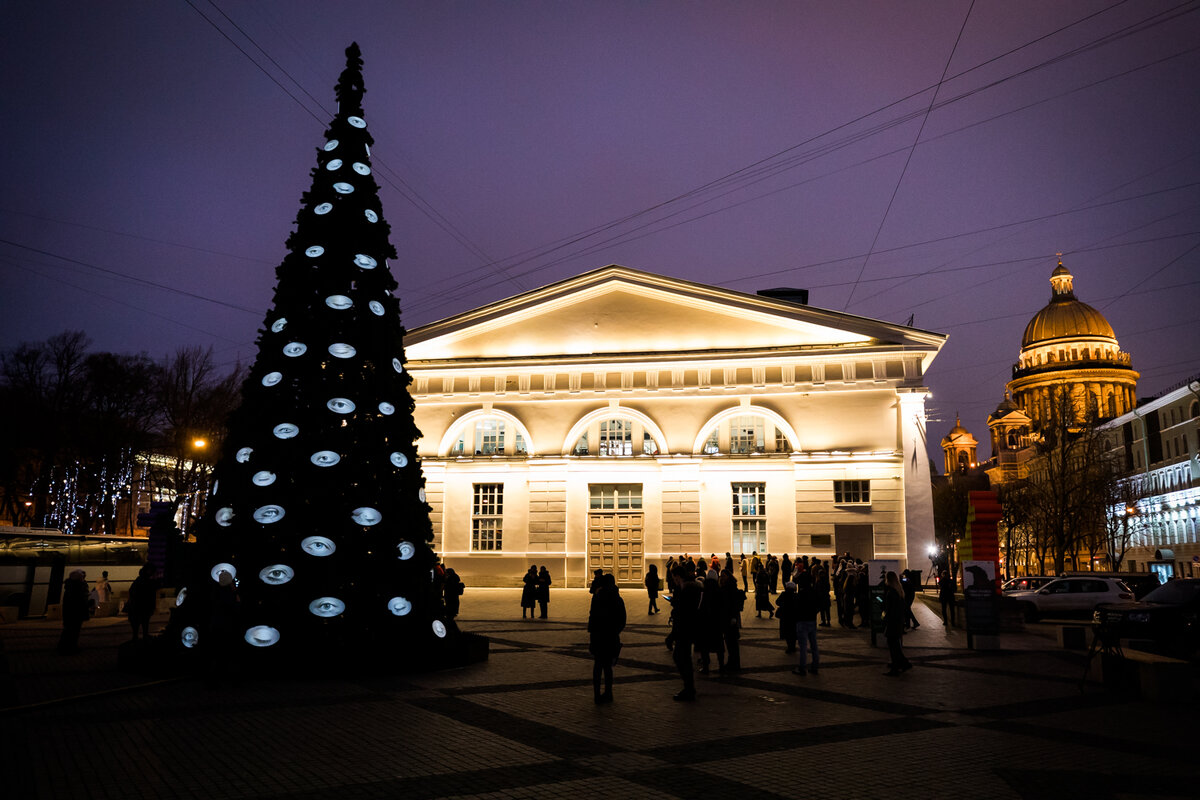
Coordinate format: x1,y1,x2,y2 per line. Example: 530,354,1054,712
589,484,643,510
731,482,766,554
729,415,765,454
471,484,503,551
834,480,870,505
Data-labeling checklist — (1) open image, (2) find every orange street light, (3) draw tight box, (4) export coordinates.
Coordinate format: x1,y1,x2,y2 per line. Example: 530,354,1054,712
193,438,208,450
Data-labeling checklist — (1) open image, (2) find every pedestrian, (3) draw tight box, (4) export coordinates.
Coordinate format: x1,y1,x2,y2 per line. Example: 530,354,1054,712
665,563,701,700
767,554,780,594
775,581,797,653
444,568,464,620
739,554,749,591
750,551,763,583
697,572,727,674
94,570,112,603
793,572,820,675
883,571,913,675
645,563,661,614
589,568,604,594
520,565,538,618
588,573,626,703
718,570,744,672
724,551,733,574
537,565,552,618
901,569,920,630
57,569,90,654
710,553,720,572
939,569,957,626
814,564,832,626
833,560,848,626
781,554,793,586
127,565,158,641
841,567,858,628
753,567,773,618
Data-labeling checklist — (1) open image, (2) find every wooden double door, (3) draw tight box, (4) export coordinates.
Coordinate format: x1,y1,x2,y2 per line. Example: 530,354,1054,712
587,512,644,585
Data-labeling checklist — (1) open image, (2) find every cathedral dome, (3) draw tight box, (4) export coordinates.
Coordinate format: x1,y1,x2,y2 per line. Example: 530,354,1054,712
1020,262,1116,348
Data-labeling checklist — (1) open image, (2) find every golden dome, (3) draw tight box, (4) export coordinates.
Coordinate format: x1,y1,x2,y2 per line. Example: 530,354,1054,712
1020,262,1116,348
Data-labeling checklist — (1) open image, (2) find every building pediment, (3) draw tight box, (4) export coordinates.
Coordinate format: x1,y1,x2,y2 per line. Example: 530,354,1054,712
405,265,944,362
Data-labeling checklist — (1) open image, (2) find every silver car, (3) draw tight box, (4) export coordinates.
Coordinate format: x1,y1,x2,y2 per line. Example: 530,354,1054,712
1009,576,1133,621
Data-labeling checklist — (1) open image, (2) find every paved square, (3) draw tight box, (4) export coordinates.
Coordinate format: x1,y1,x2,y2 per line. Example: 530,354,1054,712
2,588,1195,799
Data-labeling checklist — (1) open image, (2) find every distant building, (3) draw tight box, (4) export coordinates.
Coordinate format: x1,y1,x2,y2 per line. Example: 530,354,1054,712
404,265,947,585
1100,377,1200,580
987,260,1138,486
940,417,979,475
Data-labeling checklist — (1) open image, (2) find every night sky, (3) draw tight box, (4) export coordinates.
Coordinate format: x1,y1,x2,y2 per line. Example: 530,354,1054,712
2,1,1197,464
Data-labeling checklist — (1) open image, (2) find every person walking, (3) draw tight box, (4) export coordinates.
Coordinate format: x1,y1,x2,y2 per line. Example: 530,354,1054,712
645,564,661,614
841,567,858,628
588,573,626,703
520,565,538,619
793,572,820,675
665,563,701,700
94,570,112,604
938,569,957,626
127,565,158,641
775,581,797,653
537,566,552,619
57,569,90,654
739,554,749,591
883,571,913,675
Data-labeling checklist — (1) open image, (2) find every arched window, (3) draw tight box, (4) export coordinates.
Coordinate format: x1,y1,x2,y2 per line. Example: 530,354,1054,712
694,407,799,455
1191,400,1199,419
564,408,667,457
439,409,533,457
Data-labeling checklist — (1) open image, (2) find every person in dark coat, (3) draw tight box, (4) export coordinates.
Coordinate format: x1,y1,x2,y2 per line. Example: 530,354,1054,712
588,573,626,703
644,564,660,614
883,571,913,675
841,568,858,628
780,554,793,587
127,565,158,641
767,555,780,593
665,563,701,700
57,569,90,654
537,566,552,618
938,569,957,626
753,568,773,618
444,568,464,619
718,571,744,672
814,565,832,626
793,572,820,675
901,569,920,630
697,574,727,674
520,565,538,618
775,581,797,653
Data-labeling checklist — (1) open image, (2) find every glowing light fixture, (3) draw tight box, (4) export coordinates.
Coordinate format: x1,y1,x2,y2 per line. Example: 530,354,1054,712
310,450,340,467
301,535,336,556
245,626,280,647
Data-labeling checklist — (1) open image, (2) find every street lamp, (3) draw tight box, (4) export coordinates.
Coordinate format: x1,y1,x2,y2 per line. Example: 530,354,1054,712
192,438,208,450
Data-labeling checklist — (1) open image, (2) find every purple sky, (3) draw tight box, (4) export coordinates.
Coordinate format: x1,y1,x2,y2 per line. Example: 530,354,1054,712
2,1,1198,465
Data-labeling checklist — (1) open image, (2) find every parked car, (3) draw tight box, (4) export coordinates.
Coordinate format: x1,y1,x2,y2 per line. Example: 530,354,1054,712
1093,578,1200,658
1009,576,1133,621
1002,576,1055,593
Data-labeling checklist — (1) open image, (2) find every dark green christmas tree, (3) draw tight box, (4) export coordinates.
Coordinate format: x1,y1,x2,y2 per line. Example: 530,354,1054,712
173,44,450,667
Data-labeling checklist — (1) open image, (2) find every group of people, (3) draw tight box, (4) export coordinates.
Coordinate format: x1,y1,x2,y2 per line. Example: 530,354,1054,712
520,565,553,619
649,551,921,699
56,565,159,654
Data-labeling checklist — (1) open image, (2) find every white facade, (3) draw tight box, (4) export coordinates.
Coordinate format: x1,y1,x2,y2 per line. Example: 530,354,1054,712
1101,379,1200,579
404,266,946,586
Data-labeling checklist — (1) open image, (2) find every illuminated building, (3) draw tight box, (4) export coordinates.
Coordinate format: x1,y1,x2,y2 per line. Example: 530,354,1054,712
987,260,1138,486
404,266,946,585
940,417,978,475
1101,377,1200,580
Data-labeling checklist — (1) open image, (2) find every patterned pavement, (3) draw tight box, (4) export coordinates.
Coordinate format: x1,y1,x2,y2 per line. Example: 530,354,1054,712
1,588,1195,800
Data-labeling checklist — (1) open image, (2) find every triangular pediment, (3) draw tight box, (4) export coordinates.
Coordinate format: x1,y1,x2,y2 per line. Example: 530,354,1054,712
405,266,944,362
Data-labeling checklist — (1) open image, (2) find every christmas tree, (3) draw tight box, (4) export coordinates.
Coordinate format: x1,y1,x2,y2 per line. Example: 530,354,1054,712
172,44,455,669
